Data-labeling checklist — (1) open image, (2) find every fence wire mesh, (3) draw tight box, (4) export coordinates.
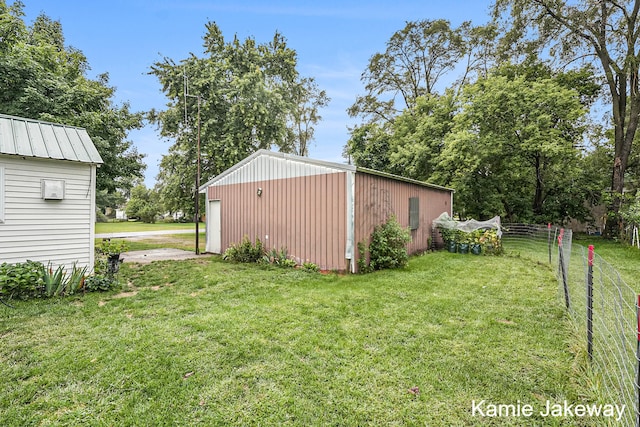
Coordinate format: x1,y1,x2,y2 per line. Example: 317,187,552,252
502,224,639,426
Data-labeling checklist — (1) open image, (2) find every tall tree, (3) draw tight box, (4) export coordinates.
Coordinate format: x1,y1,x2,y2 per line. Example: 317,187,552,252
348,19,467,125
150,22,326,215
493,0,640,235
387,91,457,182
438,70,588,222
0,1,145,203
287,77,330,156
345,19,497,170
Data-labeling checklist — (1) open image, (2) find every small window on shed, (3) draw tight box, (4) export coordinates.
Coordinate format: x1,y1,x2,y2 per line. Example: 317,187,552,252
409,197,419,230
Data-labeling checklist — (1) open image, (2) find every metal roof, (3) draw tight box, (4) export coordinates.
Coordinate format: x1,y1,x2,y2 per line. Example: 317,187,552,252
0,114,104,164
199,149,453,193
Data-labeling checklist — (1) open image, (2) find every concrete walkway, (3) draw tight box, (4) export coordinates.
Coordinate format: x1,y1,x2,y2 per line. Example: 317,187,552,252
119,248,205,264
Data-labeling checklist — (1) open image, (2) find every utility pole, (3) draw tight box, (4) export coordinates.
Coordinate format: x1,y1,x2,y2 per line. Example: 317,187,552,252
184,70,202,255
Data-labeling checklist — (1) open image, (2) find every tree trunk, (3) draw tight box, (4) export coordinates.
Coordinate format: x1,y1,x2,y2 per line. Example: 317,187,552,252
533,154,544,218
606,69,640,238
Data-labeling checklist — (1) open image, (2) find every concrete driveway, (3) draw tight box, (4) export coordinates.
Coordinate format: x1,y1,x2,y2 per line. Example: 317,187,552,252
119,248,205,264
96,230,208,264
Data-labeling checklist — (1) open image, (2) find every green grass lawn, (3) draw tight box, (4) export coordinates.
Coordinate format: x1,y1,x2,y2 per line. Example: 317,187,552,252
95,221,205,234
573,234,640,287
0,252,597,426
96,233,206,253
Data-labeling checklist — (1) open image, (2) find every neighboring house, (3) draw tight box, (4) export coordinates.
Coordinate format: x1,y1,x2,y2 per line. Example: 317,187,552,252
0,114,104,270
115,209,127,220
199,149,454,272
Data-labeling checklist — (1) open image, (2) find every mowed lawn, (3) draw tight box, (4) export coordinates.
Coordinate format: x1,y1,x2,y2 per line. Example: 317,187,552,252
95,221,204,234
0,252,588,426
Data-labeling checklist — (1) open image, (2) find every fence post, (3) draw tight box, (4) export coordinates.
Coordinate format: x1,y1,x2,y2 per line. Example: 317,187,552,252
558,229,570,310
548,223,552,264
587,245,594,363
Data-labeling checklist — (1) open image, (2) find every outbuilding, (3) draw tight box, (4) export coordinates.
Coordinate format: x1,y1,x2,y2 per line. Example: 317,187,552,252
200,150,453,272
0,114,103,270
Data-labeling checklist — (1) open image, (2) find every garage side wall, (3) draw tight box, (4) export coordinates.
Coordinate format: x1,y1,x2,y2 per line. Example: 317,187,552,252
354,172,452,270
0,156,95,270
208,172,348,271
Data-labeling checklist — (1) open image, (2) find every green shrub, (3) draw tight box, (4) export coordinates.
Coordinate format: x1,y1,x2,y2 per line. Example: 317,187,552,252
97,239,129,256
0,260,45,300
84,275,115,292
357,241,372,274
368,215,412,271
223,236,265,263
302,261,320,272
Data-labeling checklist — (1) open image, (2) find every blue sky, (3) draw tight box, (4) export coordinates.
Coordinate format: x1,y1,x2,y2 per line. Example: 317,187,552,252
21,1,493,187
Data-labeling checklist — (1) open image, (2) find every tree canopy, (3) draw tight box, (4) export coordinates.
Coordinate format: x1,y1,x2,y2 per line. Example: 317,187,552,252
0,1,145,206
345,16,605,225
492,0,640,235
150,22,328,216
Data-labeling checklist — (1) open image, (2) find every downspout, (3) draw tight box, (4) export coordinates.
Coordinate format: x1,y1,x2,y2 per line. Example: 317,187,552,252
203,187,210,253
89,164,97,271
345,170,356,273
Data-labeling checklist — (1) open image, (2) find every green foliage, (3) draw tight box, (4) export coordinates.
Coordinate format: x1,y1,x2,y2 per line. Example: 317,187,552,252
287,77,331,156
438,227,503,256
438,69,588,223
84,275,115,292
348,19,476,123
0,260,91,300
67,264,89,295
437,227,459,243
95,239,128,286
0,260,44,300
223,236,265,263
387,92,457,182
97,239,129,256
41,264,67,297
365,215,412,271
262,247,297,268
357,241,372,274
150,22,327,215
492,0,640,235
343,123,396,172
301,261,319,272
41,263,89,297
622,196,640,226
126,184,163,224
0,2,145,207
0,253,592,425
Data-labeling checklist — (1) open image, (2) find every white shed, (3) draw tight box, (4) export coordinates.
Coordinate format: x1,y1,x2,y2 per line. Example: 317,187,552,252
0,114,104,270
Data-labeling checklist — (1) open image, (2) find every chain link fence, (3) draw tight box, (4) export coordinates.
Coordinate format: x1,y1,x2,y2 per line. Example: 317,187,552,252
502,224,639,426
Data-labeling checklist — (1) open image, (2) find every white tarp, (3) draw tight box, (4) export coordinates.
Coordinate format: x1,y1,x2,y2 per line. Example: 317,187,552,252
433,212,502,237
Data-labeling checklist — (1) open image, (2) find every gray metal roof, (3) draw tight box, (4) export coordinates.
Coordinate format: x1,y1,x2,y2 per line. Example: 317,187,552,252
0,114,104,164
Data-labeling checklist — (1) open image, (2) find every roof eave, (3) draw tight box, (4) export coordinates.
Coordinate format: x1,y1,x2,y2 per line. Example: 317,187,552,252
356,166,454,192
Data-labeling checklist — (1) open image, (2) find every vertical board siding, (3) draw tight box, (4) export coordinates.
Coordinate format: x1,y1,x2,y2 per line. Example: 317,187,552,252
353,172,452,271
0,156,94,269
208,172,347,271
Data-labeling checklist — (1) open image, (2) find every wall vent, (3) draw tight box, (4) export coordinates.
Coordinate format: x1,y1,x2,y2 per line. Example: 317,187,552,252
42,179,65,200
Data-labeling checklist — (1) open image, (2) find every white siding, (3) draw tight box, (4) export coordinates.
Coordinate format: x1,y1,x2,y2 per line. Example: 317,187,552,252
0,155,95,270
